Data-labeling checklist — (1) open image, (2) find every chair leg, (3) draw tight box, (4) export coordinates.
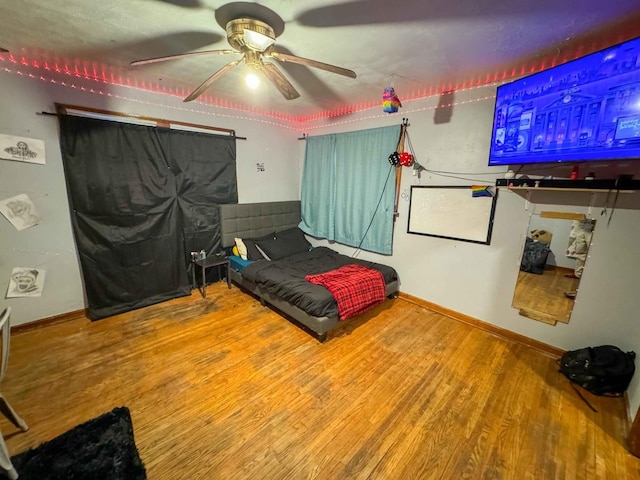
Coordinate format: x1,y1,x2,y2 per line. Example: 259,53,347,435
1,313,10,384
0,430,17,480
0,395,28,432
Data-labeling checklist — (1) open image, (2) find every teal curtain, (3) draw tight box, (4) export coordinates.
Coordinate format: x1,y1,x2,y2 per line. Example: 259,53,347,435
299,134,336,239
300,125,401,255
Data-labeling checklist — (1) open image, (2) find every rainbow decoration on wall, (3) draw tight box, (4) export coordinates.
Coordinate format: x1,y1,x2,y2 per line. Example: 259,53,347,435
382,87,402,113
471,185,493,197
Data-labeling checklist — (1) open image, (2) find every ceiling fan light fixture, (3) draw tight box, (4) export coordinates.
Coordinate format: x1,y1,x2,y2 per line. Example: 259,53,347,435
131,11,355,103
245,73,260,89
243,29,275,52
226,18,275,52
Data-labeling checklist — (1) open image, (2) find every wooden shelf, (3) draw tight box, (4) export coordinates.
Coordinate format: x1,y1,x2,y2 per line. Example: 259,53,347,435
496,178,640,193
502,186,634,193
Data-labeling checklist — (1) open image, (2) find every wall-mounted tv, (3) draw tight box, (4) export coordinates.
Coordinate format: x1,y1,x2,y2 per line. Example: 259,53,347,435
488,36,640,166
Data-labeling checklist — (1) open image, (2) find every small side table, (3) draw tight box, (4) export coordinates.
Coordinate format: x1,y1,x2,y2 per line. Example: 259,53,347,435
192,256,231,298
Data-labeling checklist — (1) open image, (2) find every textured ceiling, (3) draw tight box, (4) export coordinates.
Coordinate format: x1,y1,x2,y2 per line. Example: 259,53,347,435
1,0,640,122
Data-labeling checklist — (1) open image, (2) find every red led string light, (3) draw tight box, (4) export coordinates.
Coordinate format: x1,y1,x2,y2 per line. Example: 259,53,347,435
2,42,613,130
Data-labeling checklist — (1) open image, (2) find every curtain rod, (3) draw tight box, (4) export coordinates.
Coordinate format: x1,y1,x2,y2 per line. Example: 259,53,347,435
297,118,410,141
37,104,246,140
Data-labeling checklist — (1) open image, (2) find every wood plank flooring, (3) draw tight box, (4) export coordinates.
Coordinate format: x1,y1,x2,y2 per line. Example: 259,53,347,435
2,283,639,479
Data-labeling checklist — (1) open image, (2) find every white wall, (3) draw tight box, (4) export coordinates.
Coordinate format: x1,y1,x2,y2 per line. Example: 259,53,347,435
301,86,640,421
0,68,300,327
2,66,640,423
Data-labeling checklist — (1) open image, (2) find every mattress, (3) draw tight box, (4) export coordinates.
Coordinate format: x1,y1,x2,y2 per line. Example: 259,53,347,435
241,246,398,318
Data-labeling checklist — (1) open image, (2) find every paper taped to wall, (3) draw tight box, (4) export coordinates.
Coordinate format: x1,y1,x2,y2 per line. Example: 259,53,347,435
0,194,40,231
6,267,46,298
0,133,45,165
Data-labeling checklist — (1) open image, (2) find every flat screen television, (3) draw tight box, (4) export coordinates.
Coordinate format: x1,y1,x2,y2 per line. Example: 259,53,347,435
488,36,640,166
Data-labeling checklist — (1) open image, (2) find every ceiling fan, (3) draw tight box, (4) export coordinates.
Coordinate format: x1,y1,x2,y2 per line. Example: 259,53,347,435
130,16,357,103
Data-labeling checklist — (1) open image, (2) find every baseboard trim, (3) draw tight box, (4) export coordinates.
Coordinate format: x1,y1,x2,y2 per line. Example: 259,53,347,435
13,309,88,334
397,292,564,358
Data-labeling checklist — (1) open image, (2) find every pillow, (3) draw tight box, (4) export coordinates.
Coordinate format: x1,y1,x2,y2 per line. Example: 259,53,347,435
254,243,272,261
257,230,311,261
275,227,311,252
243,232,276,261
234,238,248,260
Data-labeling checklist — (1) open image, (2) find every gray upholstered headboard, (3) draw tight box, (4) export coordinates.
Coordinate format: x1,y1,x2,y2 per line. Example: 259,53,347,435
219,201,302,248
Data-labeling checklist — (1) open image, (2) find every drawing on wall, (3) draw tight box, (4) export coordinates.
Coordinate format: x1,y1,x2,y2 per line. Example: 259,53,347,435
0,133,45,165
6,267,46,298
0,194,40,230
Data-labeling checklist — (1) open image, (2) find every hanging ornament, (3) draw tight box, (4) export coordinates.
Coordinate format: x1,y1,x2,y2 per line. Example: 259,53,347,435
382,87,402,113
399,151,414,167
388,151,400,166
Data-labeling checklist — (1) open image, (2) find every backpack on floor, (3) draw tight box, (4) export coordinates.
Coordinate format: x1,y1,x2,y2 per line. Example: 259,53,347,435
558,345,635,396
520,237,550,274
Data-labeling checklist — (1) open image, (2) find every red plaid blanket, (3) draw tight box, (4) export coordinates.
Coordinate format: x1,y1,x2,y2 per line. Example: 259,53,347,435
305,264,386,320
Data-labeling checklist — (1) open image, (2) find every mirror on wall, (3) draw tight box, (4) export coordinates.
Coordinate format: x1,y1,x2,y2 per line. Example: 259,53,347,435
512,212,595,325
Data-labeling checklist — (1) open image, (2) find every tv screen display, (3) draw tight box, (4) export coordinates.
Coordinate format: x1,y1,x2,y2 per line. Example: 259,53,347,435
488,36,640,166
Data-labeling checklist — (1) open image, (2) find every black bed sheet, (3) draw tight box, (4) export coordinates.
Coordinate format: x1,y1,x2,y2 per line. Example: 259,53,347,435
241,246,398,318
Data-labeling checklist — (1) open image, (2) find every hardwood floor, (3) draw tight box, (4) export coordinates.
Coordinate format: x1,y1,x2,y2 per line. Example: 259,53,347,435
3,283,639,479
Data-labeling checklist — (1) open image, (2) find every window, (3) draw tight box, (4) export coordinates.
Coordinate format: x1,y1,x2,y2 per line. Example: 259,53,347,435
299,125,401,255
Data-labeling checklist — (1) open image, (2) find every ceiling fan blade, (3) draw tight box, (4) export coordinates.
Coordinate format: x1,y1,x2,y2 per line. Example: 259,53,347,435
131,49,236,66
183,59,242,102
259,62,300,100
0,47,8,53
267,50,356,79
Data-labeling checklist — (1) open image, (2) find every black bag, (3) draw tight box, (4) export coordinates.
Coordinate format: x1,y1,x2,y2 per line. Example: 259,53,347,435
520,237,550,274
558,345,636,396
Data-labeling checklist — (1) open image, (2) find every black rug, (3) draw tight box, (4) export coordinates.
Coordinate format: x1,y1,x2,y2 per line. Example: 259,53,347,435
11,406,146,480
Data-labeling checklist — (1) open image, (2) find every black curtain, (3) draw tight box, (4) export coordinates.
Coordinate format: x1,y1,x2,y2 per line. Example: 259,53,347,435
58,115,237,319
